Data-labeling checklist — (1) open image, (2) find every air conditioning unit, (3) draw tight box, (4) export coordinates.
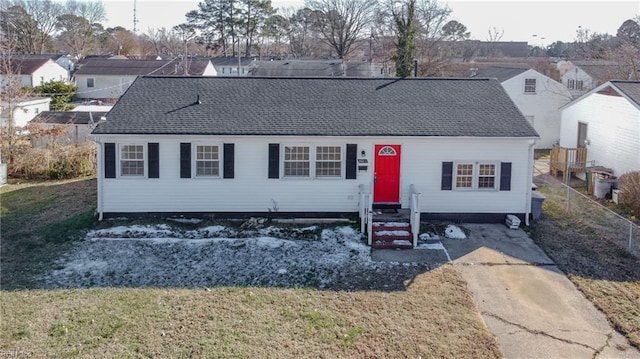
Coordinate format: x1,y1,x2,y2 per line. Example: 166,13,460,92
612,189,621,204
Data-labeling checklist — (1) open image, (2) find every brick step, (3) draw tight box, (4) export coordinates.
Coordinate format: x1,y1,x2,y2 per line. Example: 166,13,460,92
371,221,413,249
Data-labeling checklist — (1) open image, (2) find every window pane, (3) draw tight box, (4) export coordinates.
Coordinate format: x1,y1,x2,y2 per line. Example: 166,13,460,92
121,145,144,176
316,146,341,177
284,146,310,177
195,145,219,177
478,164,496,189
455,163,473,188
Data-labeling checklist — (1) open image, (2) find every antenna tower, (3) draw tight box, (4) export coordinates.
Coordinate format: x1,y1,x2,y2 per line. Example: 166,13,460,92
133,0,139,34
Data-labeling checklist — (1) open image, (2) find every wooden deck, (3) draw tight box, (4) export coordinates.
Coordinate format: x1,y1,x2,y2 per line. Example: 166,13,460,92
550,145,587,183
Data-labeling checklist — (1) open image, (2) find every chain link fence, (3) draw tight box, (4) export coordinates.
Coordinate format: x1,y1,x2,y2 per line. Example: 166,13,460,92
535,175,640,257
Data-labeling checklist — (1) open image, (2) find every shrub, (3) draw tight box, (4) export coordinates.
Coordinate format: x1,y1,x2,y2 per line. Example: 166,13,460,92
618,171,640,217
9,142,96,180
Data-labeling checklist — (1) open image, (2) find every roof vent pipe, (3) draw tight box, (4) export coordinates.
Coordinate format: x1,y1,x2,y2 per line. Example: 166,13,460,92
196,94,201,104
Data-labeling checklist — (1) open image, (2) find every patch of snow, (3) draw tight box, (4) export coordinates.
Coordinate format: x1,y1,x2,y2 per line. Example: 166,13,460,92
419,232,440,241
391,240,412,246
168,218,203,224
373,222,410,227
375,230,410,236
43,224,439,290
444,225,466,239
416,242,445,250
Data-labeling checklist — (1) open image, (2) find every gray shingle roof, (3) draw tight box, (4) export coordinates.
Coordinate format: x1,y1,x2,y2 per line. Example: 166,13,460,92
74,58,212,76
611,80,640,108
0,58,50,75
475,66,530,82
32,111,108,125
93,77,538,138
249,60,374,77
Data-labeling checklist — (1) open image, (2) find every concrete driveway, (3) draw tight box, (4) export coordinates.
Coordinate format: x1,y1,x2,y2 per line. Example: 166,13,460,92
445,223,639,359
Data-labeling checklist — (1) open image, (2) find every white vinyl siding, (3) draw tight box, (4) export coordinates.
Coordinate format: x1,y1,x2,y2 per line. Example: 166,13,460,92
120,144,144,176
195,145,220,177
99,136,532,215
560,92,640,179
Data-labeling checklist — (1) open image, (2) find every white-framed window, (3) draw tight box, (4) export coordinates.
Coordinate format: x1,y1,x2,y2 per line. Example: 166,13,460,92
40,76,44,85
576,80,584,90
195,144,220,177
454,162,497,190
120,144,145,177
567,79,575,89
284,146,310,177
455,163,474,189
524,78,536,93
315,146,341,177
87,78,95,88
221,67,225,74
478,163,496,189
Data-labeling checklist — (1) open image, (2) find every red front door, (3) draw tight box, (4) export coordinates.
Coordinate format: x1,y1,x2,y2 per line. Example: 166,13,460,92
374,144,401,203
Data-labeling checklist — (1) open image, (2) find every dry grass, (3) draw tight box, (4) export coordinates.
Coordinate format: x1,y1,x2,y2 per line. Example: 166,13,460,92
0,268,502,358
0,179,502,358
530,196,640,349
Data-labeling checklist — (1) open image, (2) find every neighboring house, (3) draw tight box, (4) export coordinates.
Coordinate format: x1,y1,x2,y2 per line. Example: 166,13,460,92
557,61,623,98
211,57,255,76
10,53,75,72
30,111,107,147
0,97,51,128
91,76,539,229
559,80,640,179
73,58,216,100
249,60,382,77
0,58,70,91
476,66,572,149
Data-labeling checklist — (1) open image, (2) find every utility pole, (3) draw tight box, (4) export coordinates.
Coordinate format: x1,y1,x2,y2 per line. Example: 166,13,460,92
133,0,139,35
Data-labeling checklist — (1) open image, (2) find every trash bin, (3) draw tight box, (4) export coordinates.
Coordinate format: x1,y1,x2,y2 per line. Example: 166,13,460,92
594,176,617,199
531,190,546,220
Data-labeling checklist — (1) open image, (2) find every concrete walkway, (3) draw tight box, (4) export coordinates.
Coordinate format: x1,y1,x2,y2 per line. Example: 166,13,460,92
445,224,639,359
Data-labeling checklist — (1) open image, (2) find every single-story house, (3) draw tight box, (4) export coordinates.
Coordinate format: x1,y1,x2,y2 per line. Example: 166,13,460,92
476,66,572,149
91,76,539,232
211,57,255,76
248,60,382,77
0,58,69,91
559,80,640,179
30,111,107,147
557,60,624,98
0,97,51,128
73,58,217,100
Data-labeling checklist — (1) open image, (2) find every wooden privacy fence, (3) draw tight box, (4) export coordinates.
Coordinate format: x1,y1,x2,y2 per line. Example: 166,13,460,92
550,145,588,182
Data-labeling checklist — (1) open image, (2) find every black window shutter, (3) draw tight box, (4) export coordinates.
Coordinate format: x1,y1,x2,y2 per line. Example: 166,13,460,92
104,143,116,178
268,143,279,179
148,143,159,178
223,143,234,179
500,162,512,191
441,162,453,190
180,142,191,178
345,144,357,179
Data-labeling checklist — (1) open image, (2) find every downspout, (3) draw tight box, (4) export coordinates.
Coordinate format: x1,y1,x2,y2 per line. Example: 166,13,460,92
525,139,536,226
95,138,104,221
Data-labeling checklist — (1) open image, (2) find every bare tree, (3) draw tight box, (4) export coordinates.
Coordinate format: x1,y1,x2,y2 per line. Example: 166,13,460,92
0,36,32,166
0,0,63,54
486,26,503,42
306,0,378,60
56,0,106,59
413,0,451,76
